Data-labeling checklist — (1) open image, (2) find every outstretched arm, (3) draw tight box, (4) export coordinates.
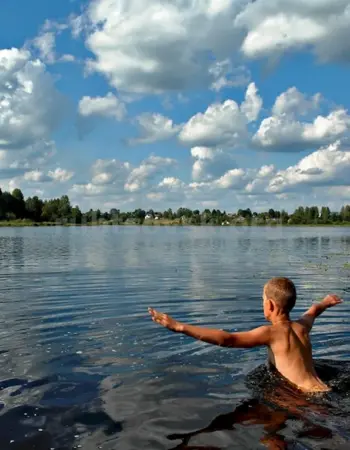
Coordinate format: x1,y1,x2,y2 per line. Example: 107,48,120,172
148,308,270,348
298,294,343,331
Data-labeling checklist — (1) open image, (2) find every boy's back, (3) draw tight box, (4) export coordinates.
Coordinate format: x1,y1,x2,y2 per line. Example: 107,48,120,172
267,320,328,392
149,277,343,393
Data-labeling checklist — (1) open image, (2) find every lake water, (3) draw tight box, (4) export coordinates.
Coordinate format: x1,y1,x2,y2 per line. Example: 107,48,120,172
0,226,350,450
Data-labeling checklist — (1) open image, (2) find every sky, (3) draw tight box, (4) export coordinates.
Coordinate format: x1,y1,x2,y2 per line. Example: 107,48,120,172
1,0,350,213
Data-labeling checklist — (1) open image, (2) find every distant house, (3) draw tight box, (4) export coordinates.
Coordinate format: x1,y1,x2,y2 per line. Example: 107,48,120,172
154,216,160,220
145,214,153,220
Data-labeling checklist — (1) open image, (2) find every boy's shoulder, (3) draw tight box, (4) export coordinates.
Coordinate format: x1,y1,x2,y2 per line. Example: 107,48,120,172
268,320,309,333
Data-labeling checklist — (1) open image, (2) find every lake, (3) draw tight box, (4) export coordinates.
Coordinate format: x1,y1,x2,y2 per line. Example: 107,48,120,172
0,226,350,449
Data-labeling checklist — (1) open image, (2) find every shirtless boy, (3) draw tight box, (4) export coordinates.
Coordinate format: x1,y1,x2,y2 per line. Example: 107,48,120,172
148,277,343,393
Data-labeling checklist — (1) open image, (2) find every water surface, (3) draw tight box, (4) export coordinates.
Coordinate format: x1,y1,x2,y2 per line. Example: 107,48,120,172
0,226,350,449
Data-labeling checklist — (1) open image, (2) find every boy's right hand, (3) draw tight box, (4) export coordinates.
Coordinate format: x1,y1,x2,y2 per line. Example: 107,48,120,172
322,294,343,308
148,307,183,332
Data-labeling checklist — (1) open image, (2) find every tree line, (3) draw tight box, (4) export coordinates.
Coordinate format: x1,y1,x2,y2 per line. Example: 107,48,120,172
0,188,350,225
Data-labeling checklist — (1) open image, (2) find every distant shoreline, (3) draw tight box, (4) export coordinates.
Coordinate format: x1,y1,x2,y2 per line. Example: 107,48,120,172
1,220,350,228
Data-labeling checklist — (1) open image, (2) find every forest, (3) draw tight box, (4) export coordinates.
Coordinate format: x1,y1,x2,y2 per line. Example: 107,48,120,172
1,188,350,226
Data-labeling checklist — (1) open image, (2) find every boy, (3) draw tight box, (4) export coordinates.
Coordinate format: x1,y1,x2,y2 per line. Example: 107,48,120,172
148,277,343,393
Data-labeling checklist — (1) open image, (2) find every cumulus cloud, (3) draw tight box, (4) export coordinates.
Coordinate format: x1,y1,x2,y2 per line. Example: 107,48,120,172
268,141,350,193
23,170,51,182
148,176,187,205
209,60,251,91
241,81,263,122
70,182,107,197
70,155,176,202
245,165,276,194
73,0,350,97
129,113,181,145
125,155,176,192
0,48,66,150
78,93,126,120
236,0,350,63
179,82,261,148
31,20,75,64
253,109,350,151
214,168,248,189
81,0,244,94
158,177,185,189
48,168,74,182
33,32,56,64
191,147,236,182
91,159,131,186
71,159,132,198
0,141,56,171
15,167,73,185
272,87,322,117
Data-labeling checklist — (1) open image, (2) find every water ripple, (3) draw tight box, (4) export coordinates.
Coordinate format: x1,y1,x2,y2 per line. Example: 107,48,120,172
0,226,349,449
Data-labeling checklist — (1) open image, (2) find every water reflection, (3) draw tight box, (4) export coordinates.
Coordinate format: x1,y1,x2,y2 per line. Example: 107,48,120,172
167,399,332,450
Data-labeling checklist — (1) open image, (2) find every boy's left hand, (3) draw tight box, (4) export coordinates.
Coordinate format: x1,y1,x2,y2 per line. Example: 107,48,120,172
322,294,343,308
148,308,182,332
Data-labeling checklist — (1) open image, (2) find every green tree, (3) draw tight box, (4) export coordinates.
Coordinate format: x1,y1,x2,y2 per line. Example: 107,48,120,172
281,210,289,225
331,212,340,223
42,199,61,222
291,207,305,224
310,206,319,223
268,208,276,219
12,188,24,202
321,207,331,224
71,206,83,224
11,188,26,218
58,195,72,219
340,205,350,222
25,196,44,222
133,209,146,224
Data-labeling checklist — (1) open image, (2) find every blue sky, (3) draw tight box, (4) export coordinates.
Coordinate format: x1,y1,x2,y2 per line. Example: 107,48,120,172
1,0,350,212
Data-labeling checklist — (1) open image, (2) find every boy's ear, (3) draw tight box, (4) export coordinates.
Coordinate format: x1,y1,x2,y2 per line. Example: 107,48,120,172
267,299,275,312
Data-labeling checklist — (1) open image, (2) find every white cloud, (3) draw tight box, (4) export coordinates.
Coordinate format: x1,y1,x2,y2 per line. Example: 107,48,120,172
125,155,176,192
91,159,131,186
129,113,181,145
241,82,263,122
236,0,350,64
215,168,247,189
70,156,176,204
0,48,66,150
179,83,261,148
17,167,73,185
48,168,74,182
33,32,56,64
272,87,322,117
209,60,251,91
0,141,56,171
158,177,185,189
71,183,107,197
78,92,126,120
74,0,350,98
258,164,275,178
191,147,236,182
24,170,50,182
245,165,276,194
60,54,75,63
253,109,350,151
268,141,350,193
189,167,249,193
31,21,75,64
81,0,244,94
